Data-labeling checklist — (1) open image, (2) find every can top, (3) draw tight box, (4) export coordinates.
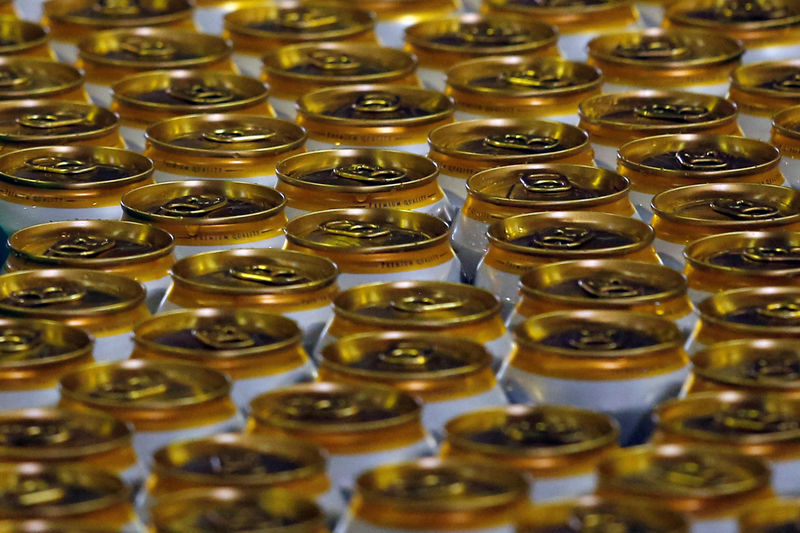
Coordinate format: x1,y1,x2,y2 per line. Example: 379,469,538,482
428,118,590,161
520,259,687,306
44,0,193,28
404,14,557,56
0,58,83,101
284,208,449,253
667,0,800,32
121,180,285,226
78,28,232,70
297,84,454,126
146,114,306,159
224,3,375,42
249,382,422,433
60,359,232,409
692,338,800,391
686,230,800,276
0,521,120,533
170,248,337,295
112,70,269,114
731,60,800,99
331,281,501,328
133,308,302,361
770,104,800,140
514,309,682,356
0,408,132,461
466,163,630,208
0,462,128,518
0,269,145,319
276,149,437,194
487,211,654,258
697,286,800,334
446,56,602,99
485,0,634,18
0,17,48,55
0,101,119,145
151,433,326,486
354,458,527,512
0,317,92,373
740,499,800,533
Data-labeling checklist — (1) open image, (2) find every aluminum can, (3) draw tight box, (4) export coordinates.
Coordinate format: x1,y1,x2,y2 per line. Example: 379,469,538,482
453,163,636,281
475,211,660,315
247,382,434,493
404,14,558,92
224,3,377,77
618,134,785,222
353,0,459,48
158,249,338,353
5,220,175,313
0,318,92,409
59,359,242,460
318,332,508,437
284,208,460,289
596,445,772,533
77,28,235,107
337,458,528,533
120,180,287,260
0,58,88,103
0,17,54,60
0,269,148,363
739,499,800,533
587,28,742,96
508,259,695,338
441,406,619,502
504,310,688,444
262,42,418,120
578,90,740,170
144,114,306,187
275,149,450,222
428,118,594,208
730,60,800,141
769,104,800,189
297,84,454,155
111,70,274,152
131,309,315,410
445,56,602,124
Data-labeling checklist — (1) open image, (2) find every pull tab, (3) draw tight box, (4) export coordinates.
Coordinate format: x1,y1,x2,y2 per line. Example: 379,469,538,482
92,0,140,15
166,83,235,105
519,172,572,193
17,112,88,129
377,342,433,367
352,93,400,113
202,507,284,531
192,324,256,350
0,422,71,446
0,68,28,89
709,198,780,219
569,511,630,533
401,471,468,499
578,277,641,298
201,127,276,144
634,103,710,122
614,38,688,60
24,156,97,175
718,0,788,20
390,295,464,313
756,301,800,320
742,247,800,263
307,50,361,71
501,417,585,445
675,149,728,170
0,327,42,357
773,72,800,92
501,69,572,89
568,329,621,351
96,369,168,400
658,460,720,488
8,286,86,307
228,265,308,286
456,23,527,44
715,406,799,433
319,219,391,238
159,194,227,217
119,37,176,58
333,164,406,184
483,133,559,152
279,8,339,29
283,396,360,419
46,235,115,258
10,479,66,507
745,356,800,381
205,451,265,475
532,226,594,249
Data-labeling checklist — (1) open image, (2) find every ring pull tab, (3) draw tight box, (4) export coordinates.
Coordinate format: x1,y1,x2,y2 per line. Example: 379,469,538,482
279,8,339,29
390,295,464,313
718,0,787,20
634,103,710,123
192,324,256,350
119,37,176,58
401,471,468,498
715,406,798,433
333,164,406,184
166,83,235,105
756,301,800,320
774,72,800,91
501,417,585,445
17,112,88,129
0,422,71,446
657,460,721,488
578,277,641,298
283,396,360,419
377,342,433,367
228,265,309,286
201,127,276,144
203,507,284,531
93,0,140,15
308,50,361,71
675,149,729,170
568,328,621,351
745,356,800,381
532,226,594,249
24,156,97,175
0,68,28,89
10,479,66,507
319,219,391,238
46,235,115,258
482,133,560,153
0,327,42,358
8,286,86,307
97,369,169,400
709,198,780,219
569,510,630,533
159,194,227,217
207,451,265,475
614,38,689,60
501,69,572,89
519,172,573,193
456,23,527,44
352,93,400,113
742,246,800,263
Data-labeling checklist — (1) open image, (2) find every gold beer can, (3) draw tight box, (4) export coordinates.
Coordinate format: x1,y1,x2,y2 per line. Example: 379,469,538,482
508,259,694,338
0,319,92,409
739,499,800,533
248,382,434,493
5,220,175,313
145,114,306,187
618,133,785,222
453,163,636,281
275,148,450,221
354,0,458,48
131,308,315,410
504,310,688,445
0,408,141,486
445,56,602,123
318,332,508,437
120,180,287,260
475,211,659,313
0,58,88,103
404,14,558,92
428,118,594,207
283,208,461,289
59,359,242,461
586,28,742,96
337,458,528,533
578,90,740,170
770,104,800,189
77,28,235,107
0,17,54,60
730,60,800,142
315,281,511,373
262,42,418,120
0,269,148,363
112,70,274,152
441,406,619,502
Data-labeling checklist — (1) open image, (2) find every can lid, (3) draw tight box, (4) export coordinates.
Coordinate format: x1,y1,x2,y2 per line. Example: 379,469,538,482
0,520,120,533
731,60,800,99
224,3,375,42
770,104,800,140
485,0,634,17
0,17,48,55
59,359,232,409
0,59,83,100
692,338,800,391
686,230,800,275
667,0,800,31
44,0,193,28
0,318,91,372
739,499,800,533
0,101,119,145
697,286,800,333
